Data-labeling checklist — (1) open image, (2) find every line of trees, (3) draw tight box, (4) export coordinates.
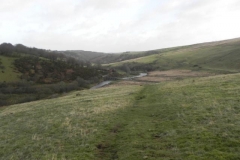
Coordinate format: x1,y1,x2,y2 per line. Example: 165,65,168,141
0,43,93,67
0,77,90,106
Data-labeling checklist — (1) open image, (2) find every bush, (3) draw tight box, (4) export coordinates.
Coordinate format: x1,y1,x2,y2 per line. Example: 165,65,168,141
0,100,8,106
19,96,37,103
76,77,89,88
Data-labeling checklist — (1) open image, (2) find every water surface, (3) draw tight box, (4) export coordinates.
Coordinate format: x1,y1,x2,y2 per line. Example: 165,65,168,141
90,73,147,89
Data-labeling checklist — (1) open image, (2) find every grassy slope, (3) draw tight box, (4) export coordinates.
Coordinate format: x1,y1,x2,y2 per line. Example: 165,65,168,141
99,74,240,159
0,85,142,159
1,73,240,159
106,38,240,73
0,55,21,82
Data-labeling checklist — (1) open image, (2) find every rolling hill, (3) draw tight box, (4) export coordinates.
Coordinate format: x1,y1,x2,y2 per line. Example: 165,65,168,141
61,49,175,64
60,50,106,63
61,38,240,72
105,37,240,74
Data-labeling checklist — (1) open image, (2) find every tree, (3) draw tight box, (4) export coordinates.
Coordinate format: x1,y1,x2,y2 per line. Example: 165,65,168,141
76,77,87,87
0,43,14,55
15,44,28,54
124,64,131,74
86,61,92,68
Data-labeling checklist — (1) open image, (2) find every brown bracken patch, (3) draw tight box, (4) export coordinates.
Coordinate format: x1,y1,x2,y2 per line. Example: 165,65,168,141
136,70,213,82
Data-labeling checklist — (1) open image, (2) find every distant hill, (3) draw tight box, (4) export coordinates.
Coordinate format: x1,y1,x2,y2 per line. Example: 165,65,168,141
105,37,240,73
0,43,109,106
60,49,174,64
62,38,240,69
60,50,106,62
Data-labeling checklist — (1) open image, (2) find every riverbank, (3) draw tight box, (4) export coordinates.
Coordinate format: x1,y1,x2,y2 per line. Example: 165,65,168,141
90,73,147,89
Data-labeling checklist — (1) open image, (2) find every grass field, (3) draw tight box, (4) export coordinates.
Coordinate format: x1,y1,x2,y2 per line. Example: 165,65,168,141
105,54,159,67
1,73,240,159
0,55,21,82
0,85,142,159
98,74,240,159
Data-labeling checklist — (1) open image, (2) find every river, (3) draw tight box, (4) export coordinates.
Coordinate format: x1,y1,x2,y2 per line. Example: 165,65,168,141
90,73,147,89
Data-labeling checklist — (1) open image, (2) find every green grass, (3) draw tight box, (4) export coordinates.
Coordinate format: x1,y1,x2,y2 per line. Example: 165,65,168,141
1,73,240,159
0,85,142,159
0,55,21,82
97,74,240,159
160,41,240,72
104,54,158,67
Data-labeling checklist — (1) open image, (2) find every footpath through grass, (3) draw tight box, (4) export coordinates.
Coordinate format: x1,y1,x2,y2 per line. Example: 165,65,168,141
1,73,240,159
0,85,142,159
97,74,240,159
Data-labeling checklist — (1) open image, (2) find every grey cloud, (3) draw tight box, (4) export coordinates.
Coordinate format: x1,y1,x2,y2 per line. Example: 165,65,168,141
0,0,240,52
76,0,146,11
0,0,32,12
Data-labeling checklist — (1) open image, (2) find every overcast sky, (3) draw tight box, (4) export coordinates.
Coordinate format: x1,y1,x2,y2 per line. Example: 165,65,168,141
0,0,240,52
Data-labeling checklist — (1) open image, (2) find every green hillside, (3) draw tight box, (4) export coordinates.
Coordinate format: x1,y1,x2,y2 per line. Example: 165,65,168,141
106,38,240,73
0,43,110,107
0,55,21,82
1,73,240,159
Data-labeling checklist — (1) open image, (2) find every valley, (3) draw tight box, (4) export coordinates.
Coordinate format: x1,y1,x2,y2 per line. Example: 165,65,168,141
1,38,240,159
